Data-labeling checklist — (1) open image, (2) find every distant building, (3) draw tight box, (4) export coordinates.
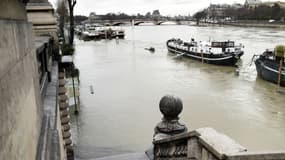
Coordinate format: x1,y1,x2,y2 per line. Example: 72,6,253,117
262,1,285,8
89,12,101,22
244,0,262,8
232,3,243,9
207,4,231,20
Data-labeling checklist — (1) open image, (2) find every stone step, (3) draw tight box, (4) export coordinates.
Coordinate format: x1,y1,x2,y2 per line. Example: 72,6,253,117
62,131,71,139
60,110,69,118
58,87,67,95
59,95,68,102
61,116,70,125
62,124,71,132
58,72,65,79
64,138,72,146
59,79,67,87
59,102,68,110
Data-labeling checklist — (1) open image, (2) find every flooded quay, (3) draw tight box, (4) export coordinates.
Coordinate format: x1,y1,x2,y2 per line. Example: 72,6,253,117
71,25,285,159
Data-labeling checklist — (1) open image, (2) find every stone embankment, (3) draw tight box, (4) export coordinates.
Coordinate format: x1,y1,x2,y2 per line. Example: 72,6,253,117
0,0,73,159
195,20,285,29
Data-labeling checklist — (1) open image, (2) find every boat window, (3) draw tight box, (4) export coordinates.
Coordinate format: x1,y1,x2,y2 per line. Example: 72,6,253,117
226,42,234,47
212,41,234,48
212,42,222,47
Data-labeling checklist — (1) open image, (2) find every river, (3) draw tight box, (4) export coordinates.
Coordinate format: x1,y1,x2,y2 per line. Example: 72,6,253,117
70,25,285,159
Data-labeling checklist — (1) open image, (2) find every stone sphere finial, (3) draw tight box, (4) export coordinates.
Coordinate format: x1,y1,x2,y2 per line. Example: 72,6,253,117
154,95,187,140
159,95,183,120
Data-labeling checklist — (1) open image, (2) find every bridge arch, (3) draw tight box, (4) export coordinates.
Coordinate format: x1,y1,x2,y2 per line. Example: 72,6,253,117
134,21,144,25
155,21,164,25
111,22,125,26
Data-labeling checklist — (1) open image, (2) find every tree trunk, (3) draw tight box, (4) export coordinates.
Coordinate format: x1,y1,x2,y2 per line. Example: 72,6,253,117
68,0,76,45
196,19,200,26
69,7,74,45
59,14,65,44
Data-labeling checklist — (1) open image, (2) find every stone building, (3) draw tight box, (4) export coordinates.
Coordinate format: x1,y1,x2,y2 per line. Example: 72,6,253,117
262,1,285,8
207,4,231,20
244,0,262,8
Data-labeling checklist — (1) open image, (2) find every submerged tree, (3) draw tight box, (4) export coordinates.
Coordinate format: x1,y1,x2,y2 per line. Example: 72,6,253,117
67,0,77,45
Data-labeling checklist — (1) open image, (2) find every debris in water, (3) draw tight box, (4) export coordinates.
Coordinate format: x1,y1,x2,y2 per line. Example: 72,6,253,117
90,85,94,94
145,47,155,52
235,69,240,76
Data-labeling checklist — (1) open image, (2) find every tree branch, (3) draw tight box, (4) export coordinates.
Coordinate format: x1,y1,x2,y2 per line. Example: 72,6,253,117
72,0,77,7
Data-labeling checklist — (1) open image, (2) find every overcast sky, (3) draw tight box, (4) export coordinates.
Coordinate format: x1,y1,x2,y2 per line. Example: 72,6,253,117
48,0,283,16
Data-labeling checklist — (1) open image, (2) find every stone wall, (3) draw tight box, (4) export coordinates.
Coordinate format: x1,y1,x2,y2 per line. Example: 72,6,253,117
0,0,27,20
0,1,42,159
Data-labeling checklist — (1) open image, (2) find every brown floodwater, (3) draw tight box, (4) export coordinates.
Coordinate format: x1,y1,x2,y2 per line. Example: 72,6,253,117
71,25,285,159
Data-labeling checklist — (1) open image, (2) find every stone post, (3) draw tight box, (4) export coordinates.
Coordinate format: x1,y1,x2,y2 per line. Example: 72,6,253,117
154,95,188,140
146,95,188,159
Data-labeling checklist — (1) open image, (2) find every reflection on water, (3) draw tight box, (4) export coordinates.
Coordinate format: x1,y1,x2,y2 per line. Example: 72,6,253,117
71,25,285,159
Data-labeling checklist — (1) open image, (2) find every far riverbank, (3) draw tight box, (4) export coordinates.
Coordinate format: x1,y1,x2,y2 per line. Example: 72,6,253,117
194,20,285,29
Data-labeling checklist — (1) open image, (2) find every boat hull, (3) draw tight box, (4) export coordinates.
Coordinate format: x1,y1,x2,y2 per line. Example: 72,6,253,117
167,46,240,66
255,57,285,86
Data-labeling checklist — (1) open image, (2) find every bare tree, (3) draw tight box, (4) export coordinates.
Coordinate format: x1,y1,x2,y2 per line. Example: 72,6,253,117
56,0,68,43
193,10,207,25
67,0,77,45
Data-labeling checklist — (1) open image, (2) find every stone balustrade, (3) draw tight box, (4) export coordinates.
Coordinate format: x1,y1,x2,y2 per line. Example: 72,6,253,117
152,95,285,160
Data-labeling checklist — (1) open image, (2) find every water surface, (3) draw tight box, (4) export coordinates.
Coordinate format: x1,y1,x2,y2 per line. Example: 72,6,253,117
71,25,285,159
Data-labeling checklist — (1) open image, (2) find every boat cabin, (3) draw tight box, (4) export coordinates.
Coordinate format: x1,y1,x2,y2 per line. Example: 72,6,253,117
211,41,235,48
211,41,235,51
262,49,284,62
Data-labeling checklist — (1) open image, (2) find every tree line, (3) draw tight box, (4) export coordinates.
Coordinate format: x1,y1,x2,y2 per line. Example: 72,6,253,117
193,3,285,23
225,3,285,20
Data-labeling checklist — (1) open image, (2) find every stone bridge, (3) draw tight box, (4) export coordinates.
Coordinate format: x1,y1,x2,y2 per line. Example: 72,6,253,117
92,19,194,26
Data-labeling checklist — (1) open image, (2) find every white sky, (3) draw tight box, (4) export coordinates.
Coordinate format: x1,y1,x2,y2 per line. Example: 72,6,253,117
48,0,284,16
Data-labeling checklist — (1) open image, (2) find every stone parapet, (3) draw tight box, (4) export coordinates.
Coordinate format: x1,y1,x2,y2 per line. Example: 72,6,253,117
151,96,285,160
153,127,285,160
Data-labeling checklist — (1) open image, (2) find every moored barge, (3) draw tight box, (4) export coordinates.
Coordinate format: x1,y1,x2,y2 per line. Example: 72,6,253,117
166,38,244,66
255,46,285,86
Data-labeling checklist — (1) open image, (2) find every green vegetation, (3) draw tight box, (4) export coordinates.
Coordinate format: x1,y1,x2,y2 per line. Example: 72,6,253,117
275,45,285,57
193,3,285,22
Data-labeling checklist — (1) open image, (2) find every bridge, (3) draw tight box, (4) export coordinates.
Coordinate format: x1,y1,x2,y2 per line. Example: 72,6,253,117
87,19,195,26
